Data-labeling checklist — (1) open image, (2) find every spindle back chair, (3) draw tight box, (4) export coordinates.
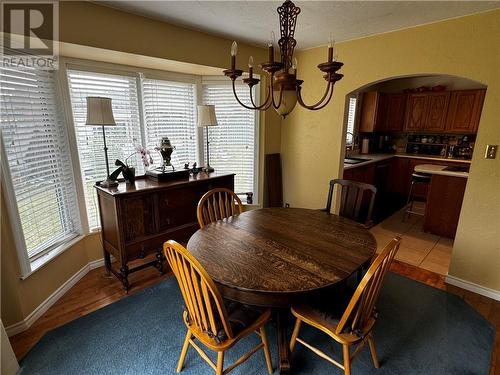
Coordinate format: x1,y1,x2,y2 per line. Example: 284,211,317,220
197,188,243,228
163,240,273,375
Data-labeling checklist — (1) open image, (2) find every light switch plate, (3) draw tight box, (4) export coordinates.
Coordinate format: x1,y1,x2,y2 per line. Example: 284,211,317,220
485,144,498,159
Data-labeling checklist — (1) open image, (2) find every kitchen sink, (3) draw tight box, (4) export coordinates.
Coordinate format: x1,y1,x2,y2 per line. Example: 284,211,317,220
344,157,372,165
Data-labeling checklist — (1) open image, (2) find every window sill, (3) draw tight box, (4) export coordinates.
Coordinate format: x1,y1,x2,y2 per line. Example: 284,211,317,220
21,233,96,280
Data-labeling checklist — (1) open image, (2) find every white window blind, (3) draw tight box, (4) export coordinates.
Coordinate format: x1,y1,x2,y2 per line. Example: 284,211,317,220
0,66,79,259
202,84,256,195
346,97,357,145
67,69,142,229
142,78,197,167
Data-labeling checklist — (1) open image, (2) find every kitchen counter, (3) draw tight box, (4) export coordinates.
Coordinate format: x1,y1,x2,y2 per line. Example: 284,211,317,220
344,153,471,170
414,164,469,178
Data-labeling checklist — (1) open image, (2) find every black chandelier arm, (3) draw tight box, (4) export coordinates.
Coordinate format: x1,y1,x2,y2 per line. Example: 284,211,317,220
272,85,284,109
232,79,273,111
297,79,335,110
249,82,272,110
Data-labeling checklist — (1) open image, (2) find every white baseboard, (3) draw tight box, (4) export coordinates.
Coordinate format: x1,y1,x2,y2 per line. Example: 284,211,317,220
445,275,500,301
5,258,105,337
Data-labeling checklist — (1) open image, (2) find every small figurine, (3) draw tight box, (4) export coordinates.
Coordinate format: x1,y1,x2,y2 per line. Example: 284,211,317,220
191,162,200,175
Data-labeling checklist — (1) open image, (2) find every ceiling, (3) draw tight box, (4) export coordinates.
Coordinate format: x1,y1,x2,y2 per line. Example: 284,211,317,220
102,1,500,50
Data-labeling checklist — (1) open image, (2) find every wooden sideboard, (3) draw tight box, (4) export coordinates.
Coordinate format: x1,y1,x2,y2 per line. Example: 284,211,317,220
95,172,234,290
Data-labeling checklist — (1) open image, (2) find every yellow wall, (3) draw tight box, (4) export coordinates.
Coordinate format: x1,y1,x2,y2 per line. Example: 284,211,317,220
283,10,500,291
1,1,281,327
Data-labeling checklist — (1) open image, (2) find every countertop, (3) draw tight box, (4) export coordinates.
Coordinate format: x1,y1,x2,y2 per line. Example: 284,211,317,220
344,153,471,170
414,164,469,178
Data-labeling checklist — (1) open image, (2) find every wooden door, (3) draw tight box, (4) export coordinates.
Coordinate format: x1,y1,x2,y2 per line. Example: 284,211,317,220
374,93,388,132
359,92,379,132
122,195,156,242
385,94,407,131
424,92,450,131
388,157,410,195
446,89,485,134
404,93,428,131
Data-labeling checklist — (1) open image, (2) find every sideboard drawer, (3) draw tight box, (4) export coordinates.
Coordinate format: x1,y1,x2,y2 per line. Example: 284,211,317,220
157,185,200,231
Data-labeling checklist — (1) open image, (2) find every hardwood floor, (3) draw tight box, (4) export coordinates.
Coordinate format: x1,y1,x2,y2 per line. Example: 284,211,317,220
9,259,499,375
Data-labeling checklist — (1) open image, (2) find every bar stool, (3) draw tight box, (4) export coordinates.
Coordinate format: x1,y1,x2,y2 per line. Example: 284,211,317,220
404,172,431,220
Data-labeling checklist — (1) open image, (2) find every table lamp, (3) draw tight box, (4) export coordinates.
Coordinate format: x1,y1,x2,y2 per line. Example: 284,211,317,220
86,96,118,188
197,105,218,172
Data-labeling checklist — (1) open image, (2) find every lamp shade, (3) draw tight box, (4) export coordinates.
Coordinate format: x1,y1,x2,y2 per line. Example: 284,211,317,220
197,105,218,127
86,97,116,126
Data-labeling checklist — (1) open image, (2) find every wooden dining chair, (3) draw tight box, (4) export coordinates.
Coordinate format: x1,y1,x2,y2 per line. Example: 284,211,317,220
163,240,273,375
289,237,401,375
197,188,243,228
323,179,377,228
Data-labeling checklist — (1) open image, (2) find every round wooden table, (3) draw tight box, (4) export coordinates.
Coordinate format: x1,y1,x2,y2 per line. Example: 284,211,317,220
187,208,376,374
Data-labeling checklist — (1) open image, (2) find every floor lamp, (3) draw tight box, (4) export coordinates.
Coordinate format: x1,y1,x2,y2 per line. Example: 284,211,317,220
86,96,118,188
197,105,218,173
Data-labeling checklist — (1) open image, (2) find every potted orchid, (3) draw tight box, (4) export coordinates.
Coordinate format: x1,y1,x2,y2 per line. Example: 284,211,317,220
113,146,154,184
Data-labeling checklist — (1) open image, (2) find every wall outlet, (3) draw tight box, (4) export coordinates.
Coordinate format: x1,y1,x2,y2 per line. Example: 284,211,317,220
485,144,498,159
285,203,290,208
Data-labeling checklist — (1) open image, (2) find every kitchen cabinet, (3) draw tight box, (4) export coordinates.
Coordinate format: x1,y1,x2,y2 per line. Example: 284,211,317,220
404,92,450,132
423,175,467,238
388,157,410,195
359,92,387,132
404,93,428,131
446,89,485,133
343,156,470,224
425,92,450,131
384,94,407,131
343,163,375,184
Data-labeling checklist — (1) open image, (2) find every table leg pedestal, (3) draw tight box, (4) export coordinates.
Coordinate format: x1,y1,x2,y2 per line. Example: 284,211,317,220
276,309,291,374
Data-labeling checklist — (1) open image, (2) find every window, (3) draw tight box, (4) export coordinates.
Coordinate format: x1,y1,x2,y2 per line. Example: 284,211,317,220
202,83,257,196
67,69,142,229
0,65,80,263
142,78,197,166
346,96,357,146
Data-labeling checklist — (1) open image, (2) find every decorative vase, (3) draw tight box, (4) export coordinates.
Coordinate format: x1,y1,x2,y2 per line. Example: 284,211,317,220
123,166,136,184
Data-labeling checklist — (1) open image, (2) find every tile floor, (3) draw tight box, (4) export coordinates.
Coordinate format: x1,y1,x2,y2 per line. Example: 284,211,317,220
369,202,453,275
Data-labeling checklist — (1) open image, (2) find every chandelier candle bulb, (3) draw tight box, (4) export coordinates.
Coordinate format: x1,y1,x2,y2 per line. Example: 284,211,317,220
292,57,298,75
231,41,238,69
328,34,335,62
248,56,254,78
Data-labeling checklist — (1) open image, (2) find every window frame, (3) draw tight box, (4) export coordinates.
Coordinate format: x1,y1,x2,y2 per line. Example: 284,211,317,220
59,57,205,233
1,67,84,278
3,57,261,277
200,76,260,203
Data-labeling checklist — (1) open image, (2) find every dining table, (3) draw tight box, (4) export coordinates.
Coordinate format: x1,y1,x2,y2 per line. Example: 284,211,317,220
187,207,376,374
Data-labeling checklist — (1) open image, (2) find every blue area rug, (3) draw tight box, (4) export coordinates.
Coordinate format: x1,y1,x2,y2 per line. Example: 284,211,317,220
19,273,495,374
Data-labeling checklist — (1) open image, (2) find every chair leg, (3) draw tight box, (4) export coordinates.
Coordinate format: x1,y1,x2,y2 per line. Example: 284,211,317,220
177,330,192,373
260,327,273,375
404,181,415,222
367,334,380,369
343,344,351,375
216,351,224,375
289,318,302,352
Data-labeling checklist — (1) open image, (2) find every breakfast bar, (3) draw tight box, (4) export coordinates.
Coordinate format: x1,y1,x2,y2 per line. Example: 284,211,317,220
415,164,469,238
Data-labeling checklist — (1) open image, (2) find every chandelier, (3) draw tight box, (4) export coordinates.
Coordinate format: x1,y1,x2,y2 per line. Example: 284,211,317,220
223,0,344,118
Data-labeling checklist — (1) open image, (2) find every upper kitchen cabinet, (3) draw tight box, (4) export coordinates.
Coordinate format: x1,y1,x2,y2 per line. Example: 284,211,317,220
359,92,387,132
384,93,407,131
424,91,450,131
404,93,428,131
445,89,486,133
404,92,450,132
